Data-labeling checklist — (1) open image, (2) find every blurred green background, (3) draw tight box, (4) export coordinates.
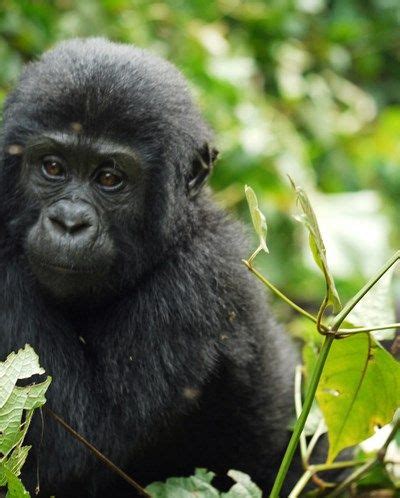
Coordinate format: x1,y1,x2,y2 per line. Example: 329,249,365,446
1,0,400,318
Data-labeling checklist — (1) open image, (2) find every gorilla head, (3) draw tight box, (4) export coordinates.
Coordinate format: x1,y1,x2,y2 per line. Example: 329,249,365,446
1,38,217,299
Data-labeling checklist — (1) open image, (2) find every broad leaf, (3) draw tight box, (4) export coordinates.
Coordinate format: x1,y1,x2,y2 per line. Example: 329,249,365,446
290,178,341,313
244,186,269,254
316,334,400,462
0,346,45,409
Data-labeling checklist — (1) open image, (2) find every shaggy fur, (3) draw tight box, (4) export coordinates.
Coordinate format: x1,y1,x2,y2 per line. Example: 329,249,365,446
0,39,297,497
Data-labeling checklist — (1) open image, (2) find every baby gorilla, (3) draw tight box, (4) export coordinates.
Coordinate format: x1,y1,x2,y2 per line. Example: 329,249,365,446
0,38,297,497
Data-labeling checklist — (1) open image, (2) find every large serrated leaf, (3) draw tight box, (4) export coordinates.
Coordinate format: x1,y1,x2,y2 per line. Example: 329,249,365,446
0,375,51,456
0,345,51,496
316,334,400,462
290,178,341,313
0,346,45,409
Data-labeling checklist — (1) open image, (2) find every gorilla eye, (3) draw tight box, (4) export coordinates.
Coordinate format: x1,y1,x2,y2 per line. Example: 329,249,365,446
41,156,66,181
95,168,124,191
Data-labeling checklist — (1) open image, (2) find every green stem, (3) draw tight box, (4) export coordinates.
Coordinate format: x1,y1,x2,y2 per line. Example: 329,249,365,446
294,365,307,465
339,322,400,334
288,470,312,498
305,418,325,462
311,460,365,472
288,461,365,498
269,334,334,498
243,261,321,328
268,250,400,497
325,460,377,497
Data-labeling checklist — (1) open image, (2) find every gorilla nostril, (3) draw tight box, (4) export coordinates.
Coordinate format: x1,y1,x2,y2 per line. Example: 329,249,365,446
48,216,91,236
69,221,91,235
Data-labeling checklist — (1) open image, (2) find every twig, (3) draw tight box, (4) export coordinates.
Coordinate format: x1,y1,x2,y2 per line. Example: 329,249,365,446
243,260,324,329
339,323,400,334
305,418,326,462
45,407,151,498
294,365,307,466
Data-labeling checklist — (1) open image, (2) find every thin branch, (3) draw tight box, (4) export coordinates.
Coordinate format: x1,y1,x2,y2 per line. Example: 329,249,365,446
288,470,313,498
312,460,366,472
305,418,326,462
243,260,324,329
339,323,400,334
325,459,377,497
45,407,151,498
294,365,307,465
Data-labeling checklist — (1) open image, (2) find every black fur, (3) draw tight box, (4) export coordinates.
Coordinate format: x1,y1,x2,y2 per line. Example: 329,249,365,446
0,38,297,497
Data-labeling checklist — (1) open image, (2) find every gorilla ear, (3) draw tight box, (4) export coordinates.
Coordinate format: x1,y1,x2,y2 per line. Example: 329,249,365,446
188,144,218,198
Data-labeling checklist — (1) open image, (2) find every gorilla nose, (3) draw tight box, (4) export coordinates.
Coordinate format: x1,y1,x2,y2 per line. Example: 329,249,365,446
46,200,96,238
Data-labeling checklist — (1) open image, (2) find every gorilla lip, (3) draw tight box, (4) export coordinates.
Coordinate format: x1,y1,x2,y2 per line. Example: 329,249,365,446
29,256,97,275
46,264,95,274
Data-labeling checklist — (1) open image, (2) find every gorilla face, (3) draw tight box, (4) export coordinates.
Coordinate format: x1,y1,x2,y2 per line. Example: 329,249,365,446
1,38,216,301
21,132,144,299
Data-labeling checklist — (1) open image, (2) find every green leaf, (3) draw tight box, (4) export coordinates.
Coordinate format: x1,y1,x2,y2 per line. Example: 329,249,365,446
3,464,30,497
244,186,269,254
0,375,51,456
290,178,341,313
0,345,45,409
0,346,51,495
316,334,400,462
0,447,30,486
146,468,219,497
221,470,262,497
146,469,262,498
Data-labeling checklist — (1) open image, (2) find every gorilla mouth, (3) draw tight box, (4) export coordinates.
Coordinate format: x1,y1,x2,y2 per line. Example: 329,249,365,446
28,253,99,276
46,264,96,275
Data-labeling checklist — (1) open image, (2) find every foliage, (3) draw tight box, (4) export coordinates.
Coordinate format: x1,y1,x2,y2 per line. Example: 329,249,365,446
245,186,400,497
146,468,262,498
0,345,51,497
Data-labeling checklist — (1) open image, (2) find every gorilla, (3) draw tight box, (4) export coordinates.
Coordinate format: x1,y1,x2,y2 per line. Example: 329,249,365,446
0,38,297,497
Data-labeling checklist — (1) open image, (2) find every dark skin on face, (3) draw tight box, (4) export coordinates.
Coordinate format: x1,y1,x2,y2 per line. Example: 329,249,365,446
21,131,143,300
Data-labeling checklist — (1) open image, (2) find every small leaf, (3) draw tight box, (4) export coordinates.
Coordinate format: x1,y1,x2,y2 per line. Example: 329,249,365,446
316,334,400,462
222,470,262,498
245,186,269,254
289,178,341,313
